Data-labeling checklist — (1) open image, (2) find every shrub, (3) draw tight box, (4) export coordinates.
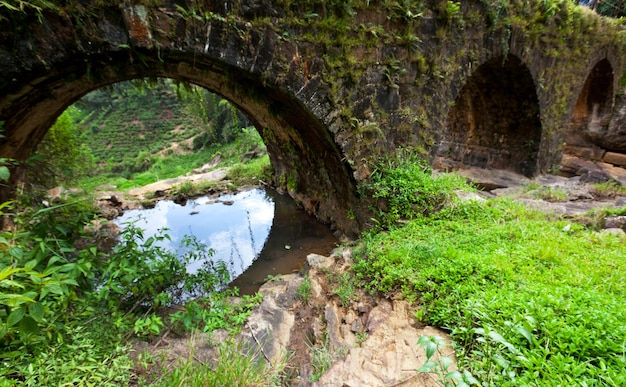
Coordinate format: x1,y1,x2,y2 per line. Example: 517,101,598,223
362,149,470,229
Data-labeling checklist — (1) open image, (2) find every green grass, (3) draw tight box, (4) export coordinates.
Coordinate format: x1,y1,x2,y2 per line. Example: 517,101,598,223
150,339,291,387
0,315,133,386
353,198,626,385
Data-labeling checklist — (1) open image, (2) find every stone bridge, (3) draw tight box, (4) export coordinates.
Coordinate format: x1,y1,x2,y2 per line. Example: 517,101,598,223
1,0,625,236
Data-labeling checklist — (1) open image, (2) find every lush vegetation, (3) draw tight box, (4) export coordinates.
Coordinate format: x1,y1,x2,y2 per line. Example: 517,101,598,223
73,80,253,180
1,78,275,385
2,1,625,384
26,108,95,191
0,198,271,385
352,155,626,386
19,78,270,194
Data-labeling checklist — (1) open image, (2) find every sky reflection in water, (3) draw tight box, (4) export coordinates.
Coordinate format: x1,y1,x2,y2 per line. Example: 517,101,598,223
114,189,275,282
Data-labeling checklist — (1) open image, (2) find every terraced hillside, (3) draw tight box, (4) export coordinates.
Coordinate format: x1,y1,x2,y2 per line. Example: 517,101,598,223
74,81,204,167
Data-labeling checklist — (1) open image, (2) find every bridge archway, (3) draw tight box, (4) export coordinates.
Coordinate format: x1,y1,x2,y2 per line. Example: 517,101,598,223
0,52,361,236
435,55,542,177
565,58,614,154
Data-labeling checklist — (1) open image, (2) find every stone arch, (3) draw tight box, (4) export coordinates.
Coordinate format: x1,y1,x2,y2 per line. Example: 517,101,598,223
0,50,361,236
434,54,542,177
564,58,615,157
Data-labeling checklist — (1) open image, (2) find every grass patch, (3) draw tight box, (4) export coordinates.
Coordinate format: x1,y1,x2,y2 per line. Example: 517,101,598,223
590,180,626,199
362,149,471,230
298,275,312,305
353,198,626,385
329,271,357,308
308,333,348,382
226,155,272,186
150,339,291,387
526,186,569,202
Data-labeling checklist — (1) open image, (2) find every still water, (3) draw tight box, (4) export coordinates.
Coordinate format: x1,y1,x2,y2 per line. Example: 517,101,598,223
114,188,337,295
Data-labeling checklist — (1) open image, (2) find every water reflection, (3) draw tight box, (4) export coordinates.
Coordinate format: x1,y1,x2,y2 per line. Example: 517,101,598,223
114,188,337,294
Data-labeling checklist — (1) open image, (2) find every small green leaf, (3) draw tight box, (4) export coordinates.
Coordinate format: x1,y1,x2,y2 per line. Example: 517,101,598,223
416,359,438,373
0,166,10,182
8,247,23,259
0,266,22,281
493,353,510,370
0,293,34,307
19,316,39,335
444,370,462,381
7,307,26,326
43,284,64,296
28,302,45,323
24,259,38,270
440,355,454,371
516,325,533,344
462,369,480,385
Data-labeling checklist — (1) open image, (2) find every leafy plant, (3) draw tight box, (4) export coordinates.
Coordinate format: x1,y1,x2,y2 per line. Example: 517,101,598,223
0,201,98,351
363,149,469,229
417,335,479,386
133,314,165,337
330,272,357,308
0,157,13,183
169,289,262,335
28,108,96,191
97,225,228,317
298,275,312,305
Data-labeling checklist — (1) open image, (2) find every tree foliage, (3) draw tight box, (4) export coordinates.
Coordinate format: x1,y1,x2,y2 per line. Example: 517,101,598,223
180,85,251,149
27,107,95,191
574,0,626,17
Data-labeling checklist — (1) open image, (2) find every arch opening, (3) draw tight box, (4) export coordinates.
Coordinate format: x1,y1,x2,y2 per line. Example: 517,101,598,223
564,59,614,158
434,55,542,177
35,78,256,190
0,53,361,236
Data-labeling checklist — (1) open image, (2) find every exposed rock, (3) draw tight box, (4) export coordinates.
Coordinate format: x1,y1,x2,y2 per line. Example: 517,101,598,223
239,274,301,364
127,168,229,199
604,216,626,230
454,167,529,191
559,155,626,185
597,93,626,151
599,228,625,236
455,190,487,202
237,253,451,386
191,155,222,174
565,144,606,161
603,152,626,167
306,253,335,271
579,169,615,185
315,300,446,387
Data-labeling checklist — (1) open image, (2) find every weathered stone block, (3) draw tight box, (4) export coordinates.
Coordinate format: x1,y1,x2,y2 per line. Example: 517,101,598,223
603,152,626,167
564,145,606,161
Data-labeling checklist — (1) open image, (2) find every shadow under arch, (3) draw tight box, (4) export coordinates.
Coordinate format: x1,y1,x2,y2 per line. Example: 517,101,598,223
0,51,361,236
434,54,542,177
564,58,614,155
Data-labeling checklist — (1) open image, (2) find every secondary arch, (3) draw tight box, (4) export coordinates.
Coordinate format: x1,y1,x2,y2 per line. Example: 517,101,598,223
435,54,542,177
564,58,614,155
